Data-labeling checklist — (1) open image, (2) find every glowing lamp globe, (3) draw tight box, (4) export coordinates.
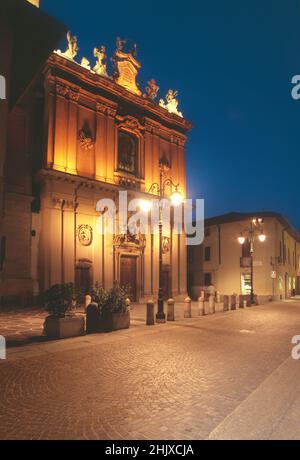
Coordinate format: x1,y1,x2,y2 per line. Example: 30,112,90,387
258,232,266,243
171,191,183,207
140,200,152,213
238,235,246,245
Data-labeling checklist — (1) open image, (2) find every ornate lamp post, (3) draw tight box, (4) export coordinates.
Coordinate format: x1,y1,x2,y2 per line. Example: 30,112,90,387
238,217,266,305
141,161,183,323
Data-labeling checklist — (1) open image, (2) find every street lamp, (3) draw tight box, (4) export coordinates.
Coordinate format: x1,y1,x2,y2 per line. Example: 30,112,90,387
238,217,266,305
146,161,183,323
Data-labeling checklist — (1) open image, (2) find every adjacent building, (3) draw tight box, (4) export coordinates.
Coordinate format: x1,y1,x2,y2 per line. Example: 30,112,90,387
188,212,300,302
0,0,66,305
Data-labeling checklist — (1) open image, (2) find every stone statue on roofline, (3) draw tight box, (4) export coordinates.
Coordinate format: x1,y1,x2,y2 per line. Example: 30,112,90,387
116,37,127,52
57,31,79,61
81,57,91,70
93,46,108,77
159,89,183,117
144,79,160,100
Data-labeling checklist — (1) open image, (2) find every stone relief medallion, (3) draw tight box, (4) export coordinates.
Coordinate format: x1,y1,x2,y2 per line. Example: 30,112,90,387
162,236,171,254
78,225,93,246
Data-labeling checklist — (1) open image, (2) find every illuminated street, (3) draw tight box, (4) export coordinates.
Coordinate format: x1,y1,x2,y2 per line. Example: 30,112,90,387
1,301,300,440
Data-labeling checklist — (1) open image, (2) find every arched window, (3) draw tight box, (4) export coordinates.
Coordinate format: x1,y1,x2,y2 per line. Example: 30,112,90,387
118,131,138,175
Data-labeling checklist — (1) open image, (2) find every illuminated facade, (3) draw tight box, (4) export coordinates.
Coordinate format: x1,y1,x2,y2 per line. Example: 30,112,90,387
1,34,192,304
188,212,300,302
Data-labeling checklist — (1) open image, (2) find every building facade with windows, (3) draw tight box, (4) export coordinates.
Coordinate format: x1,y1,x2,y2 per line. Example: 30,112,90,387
1,16,192,305
0,0,66,305
188,212,300,302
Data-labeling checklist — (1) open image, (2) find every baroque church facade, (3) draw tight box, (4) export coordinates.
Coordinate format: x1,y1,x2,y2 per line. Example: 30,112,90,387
1,25,192,305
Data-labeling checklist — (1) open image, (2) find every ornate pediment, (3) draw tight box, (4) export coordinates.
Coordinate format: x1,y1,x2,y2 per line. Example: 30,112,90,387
116,115,144,134
113,47,142,96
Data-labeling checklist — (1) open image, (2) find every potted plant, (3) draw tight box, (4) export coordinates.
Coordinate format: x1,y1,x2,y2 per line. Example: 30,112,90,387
101,282,131,332
85,282,131,333
43,283,85,339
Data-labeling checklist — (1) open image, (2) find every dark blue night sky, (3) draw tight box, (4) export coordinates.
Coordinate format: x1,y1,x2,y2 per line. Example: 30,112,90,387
43,0,300,229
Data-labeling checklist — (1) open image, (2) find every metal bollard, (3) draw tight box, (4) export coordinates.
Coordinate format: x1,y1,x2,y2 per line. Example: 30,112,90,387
231,295,236,310
167,298,175,321
235,295,239,309
146,300,155,326
184,297,192,318
209,295,215,314
86,302,101,334
223,295,229,312
216,291,221,303
198,296,205,316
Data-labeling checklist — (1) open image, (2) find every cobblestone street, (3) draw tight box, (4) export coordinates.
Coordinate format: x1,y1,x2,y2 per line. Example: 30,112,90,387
1,301,300,440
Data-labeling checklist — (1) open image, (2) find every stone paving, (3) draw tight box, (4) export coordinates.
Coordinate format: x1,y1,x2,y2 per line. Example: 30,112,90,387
0,307,47,345
0,301,204,346
0,301,300,440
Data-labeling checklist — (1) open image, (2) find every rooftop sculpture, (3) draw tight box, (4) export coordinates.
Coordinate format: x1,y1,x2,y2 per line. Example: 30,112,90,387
55,32,184,118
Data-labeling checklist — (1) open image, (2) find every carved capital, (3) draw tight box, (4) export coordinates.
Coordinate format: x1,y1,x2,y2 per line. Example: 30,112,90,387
145,120,160,136
171,135,186,147
96,101,117,117
56,83,80,102
69,88,80,102
56,83,69,98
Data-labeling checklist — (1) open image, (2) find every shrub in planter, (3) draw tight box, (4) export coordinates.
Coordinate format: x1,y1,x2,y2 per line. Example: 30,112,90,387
101,282,131,332
87,282,131,333
43,283,84,339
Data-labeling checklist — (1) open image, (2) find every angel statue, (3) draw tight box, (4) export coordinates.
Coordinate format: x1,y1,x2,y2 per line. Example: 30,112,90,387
93,46,108,77
59,31,79,61
144,79,160,100
159,89,183,117
116,37,127,51
81,57,91,70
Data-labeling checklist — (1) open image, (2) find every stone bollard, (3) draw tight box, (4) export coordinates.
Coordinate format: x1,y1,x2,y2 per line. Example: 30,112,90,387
216,291,221,303
146,300,155,326
239,295,244,308
184,297,192,318
209,295,215,314
223,295,229,312
126,298,131,310
198,296,205,316
235,295,240,309
231,295,236,310
167,298,175,321
84,294,92,311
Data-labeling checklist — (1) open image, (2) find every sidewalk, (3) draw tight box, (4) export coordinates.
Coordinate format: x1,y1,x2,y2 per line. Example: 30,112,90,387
209,356,300,440
0,300,228,347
